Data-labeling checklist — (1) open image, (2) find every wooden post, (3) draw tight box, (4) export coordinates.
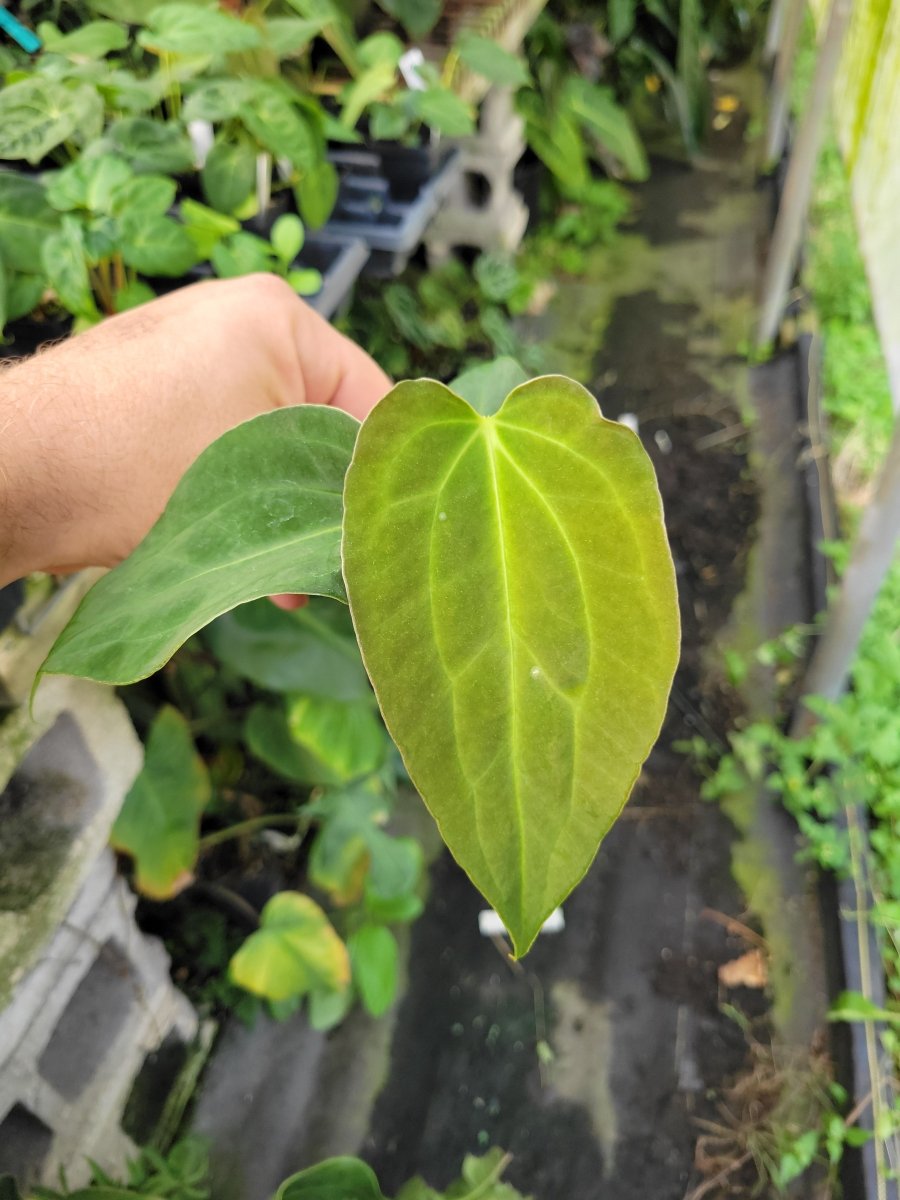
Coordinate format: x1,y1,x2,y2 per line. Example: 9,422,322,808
791,420,900,738
757,0,853,348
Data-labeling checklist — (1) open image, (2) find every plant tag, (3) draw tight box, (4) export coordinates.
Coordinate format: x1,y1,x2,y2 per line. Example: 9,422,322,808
478,908,565,938
399,48,427,91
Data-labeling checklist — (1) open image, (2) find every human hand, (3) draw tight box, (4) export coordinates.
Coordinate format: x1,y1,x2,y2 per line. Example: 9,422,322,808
0,275,390,587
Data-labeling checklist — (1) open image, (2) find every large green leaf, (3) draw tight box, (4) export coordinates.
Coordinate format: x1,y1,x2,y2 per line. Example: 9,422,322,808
111,705,210,898
455,34,531,88
205,597,369,699
138,3,262,56
229,891,350,1002
42,216,99,320
118,211,199,276
293,159,338,229
240,86,318,171
342,376,679,954
287,693,386,781
38,19,129,59
201,137,257,214
0,172,58,272
46,154,133,215
244,702,339,786
0,77,84,163
40,406,358,686
276,1159,385,1200
107,117,195,174
376,0,441,38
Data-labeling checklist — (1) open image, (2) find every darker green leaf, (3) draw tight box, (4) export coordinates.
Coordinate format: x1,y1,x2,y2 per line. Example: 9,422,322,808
41,406,358,686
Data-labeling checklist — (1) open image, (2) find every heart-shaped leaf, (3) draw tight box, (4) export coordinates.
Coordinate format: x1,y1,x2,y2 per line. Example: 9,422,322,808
111,705,211,899
342,376,679,954
205,597,369,700
40,405,358,686
275,1160,385,1200
229,891,350,1002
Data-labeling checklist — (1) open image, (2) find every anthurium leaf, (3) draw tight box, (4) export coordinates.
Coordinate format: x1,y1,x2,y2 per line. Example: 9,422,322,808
244,701,345,787
38,19,129,59
271,213,304,266
0,171,58,272
229,891,350,1002
138,3,262,56
375,0,441,38
46,154,133,215
265,16,326,58
293,158,338,229
119,211,199,276
287,267,322,296
201,138,257,214
306,785,391,901
308,982,353,1031
205,597,369,700
111,705,211,899
342,375,679,955
6,272,45,322
240,86,317,172
287,693,387,782
348,924,398,1017
410,88,475,137
0,77,83,163
455,33,531,88
211,230,273,278
108,117,196,175
276,1158,385,1200
450,357,529,416
41,405,358,686
178,197,239,258
42,216,99,320
110,173,177,219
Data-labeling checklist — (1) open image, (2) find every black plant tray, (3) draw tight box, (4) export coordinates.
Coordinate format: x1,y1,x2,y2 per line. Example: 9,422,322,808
323,147,462,276
300,233,369,320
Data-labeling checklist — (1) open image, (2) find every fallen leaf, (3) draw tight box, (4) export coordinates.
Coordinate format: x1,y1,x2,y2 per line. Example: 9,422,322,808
719,949,768,989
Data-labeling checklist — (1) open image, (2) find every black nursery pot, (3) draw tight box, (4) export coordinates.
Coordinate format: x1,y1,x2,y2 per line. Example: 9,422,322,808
369,140,444,202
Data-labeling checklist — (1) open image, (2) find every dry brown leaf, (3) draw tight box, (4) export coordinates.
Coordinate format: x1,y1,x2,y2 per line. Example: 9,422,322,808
718,949,768,989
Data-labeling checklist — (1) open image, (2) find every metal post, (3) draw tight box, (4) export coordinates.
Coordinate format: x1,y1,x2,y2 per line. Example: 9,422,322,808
764,0,793,63
791,420,900,738
765,0,808,163
757,0,853,347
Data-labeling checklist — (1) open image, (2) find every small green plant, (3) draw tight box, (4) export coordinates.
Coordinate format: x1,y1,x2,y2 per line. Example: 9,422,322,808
4,1141,528,1200
41,363,680,958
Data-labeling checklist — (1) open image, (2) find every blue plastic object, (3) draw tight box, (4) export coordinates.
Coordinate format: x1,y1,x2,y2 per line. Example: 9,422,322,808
0,7,41,52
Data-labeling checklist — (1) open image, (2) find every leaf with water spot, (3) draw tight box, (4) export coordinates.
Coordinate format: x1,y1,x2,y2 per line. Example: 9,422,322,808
342,375,679,955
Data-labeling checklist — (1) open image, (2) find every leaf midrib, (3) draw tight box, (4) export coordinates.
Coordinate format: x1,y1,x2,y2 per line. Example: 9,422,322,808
482,421,526,920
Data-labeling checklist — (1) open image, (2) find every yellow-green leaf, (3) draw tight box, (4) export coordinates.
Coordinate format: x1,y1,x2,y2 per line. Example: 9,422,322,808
229,891,350,1002
342,375,679,955
111,705,211,899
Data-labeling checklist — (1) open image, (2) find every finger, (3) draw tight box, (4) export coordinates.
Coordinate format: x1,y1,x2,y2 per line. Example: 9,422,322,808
290,300,392,421
269,593,309,610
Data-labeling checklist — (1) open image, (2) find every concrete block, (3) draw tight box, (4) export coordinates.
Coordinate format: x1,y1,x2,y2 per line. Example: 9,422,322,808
0,677,143,1007
0,854,198,1188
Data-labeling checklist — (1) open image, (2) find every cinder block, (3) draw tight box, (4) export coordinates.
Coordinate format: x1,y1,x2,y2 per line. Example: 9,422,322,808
0,676,143,1007
425,86,529,258
0,853,198,1188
